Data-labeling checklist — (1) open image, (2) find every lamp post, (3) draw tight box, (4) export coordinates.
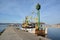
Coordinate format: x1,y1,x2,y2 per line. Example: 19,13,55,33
36,3,41,30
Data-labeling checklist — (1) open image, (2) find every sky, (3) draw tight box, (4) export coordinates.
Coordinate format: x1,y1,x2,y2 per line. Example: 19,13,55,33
0,0,60,24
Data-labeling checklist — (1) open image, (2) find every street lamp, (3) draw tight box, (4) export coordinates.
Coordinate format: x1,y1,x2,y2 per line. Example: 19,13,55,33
36,3,41,30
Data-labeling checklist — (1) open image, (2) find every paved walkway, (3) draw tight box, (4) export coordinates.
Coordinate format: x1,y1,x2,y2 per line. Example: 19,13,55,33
0,27,23,40
0,26,50,40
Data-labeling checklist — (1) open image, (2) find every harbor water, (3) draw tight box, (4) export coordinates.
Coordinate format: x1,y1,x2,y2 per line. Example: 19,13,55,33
47,27,60,40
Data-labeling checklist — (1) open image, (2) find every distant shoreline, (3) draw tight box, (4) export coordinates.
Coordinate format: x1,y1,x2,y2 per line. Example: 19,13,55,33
48,27,60,28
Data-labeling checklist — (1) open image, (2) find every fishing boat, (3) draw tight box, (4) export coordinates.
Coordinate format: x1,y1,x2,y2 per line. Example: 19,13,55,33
21,16,47,36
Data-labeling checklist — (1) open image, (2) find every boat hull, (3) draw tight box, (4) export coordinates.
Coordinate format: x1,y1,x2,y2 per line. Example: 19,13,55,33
35,29,45,36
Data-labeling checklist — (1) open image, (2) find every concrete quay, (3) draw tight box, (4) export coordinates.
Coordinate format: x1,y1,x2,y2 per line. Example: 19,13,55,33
0,26,51,40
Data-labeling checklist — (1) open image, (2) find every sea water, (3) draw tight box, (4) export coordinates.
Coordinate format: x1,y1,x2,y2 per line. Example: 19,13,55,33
47,27,60,40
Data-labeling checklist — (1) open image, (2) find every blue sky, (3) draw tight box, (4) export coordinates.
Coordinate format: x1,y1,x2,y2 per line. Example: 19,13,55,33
0,0,60,24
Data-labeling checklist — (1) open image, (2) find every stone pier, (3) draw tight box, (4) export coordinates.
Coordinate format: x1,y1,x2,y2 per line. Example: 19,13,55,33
0,26,51,40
